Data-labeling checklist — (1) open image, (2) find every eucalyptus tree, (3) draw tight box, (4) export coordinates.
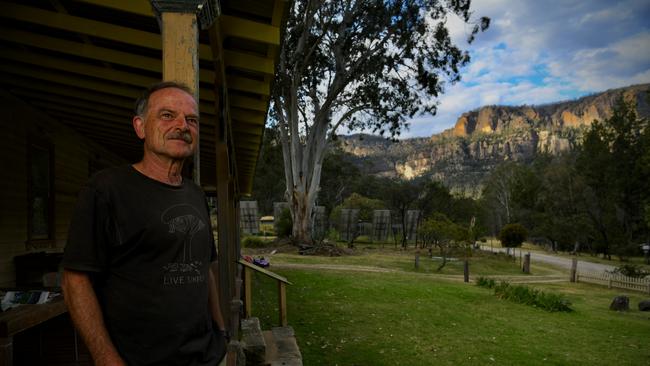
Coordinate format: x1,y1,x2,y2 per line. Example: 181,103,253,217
271,0,489,242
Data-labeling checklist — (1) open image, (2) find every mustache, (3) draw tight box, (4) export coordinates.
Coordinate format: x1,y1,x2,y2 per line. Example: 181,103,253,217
166,130,193,143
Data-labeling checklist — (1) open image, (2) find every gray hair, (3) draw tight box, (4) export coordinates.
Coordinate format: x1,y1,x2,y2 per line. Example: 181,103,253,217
134,81,195,117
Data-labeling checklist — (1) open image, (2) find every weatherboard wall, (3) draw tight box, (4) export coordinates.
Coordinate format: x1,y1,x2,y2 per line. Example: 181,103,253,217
0,90,125,287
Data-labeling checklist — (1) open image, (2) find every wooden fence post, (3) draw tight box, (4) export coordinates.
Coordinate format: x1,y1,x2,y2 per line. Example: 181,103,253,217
244,267,252,318
463,260,469,283
608,276,612,289
570,258,577,283
279,282,287,327
523,253,531,274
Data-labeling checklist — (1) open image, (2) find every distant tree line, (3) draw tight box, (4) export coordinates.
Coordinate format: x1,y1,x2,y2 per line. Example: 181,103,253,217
252,131,483,247
481,97,650,259
253,96,649,259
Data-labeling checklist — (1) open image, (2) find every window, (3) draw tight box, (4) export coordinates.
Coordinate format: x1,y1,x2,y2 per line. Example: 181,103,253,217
27,138,54,248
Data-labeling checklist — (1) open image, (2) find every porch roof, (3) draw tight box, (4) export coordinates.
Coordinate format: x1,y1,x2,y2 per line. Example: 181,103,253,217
0,0,285,195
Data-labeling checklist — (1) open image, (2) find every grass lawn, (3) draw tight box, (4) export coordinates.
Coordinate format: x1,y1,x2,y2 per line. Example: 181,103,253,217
249,246,563,277
247,252,650,365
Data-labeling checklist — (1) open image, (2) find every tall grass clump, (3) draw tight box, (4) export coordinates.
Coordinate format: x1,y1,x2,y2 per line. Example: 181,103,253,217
475,276,496,288
477,278,572,312
242,236,268,248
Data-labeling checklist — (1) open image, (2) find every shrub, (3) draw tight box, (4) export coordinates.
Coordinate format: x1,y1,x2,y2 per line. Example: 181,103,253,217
498,223,528,248
475,276,496,289
329,193,385,224
483,280,572,312
276,208,293,238
259,223,275,236
326,228,340,242
610,264,649,278
242,236,267,248
535,291,573,312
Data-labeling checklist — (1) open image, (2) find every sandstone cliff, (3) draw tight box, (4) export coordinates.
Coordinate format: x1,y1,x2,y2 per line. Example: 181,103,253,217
338,83,650,195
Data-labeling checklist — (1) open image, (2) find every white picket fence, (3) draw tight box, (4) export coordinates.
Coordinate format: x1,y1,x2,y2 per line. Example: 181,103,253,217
576,271,650,294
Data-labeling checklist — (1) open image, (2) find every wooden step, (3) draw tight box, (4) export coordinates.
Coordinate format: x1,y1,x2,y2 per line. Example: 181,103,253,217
263,326,302,366
241,317,266,365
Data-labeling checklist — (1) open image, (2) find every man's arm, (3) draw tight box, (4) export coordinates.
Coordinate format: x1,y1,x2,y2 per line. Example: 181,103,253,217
208,263,226,332
61,269,125,366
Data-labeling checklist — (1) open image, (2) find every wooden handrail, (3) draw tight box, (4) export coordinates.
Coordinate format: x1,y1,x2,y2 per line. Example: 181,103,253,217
237,259,292,285
238,259,291,326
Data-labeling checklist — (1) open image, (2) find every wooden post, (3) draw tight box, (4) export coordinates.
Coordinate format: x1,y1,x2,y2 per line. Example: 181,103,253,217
608,277,612,289
570,258,577,283
463,260,469,283
160,11,200,184
0,336,12,366
279,282,288,327
523,253,530,274
415,252,420,269
229,189,242,343
244,267,252,318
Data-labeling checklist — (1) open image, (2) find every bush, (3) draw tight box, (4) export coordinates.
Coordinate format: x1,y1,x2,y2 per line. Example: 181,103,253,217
329,193,385,224
475,276,496,289
259,223,275,236
535,291,573,312
610,264,649,278
498,223,528,248
326,228,340,242
242,236,267,248
481,280,572,312
276,208,293,238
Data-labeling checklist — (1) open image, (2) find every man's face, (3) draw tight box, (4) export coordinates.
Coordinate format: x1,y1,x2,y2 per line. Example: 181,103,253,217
134,87,199,161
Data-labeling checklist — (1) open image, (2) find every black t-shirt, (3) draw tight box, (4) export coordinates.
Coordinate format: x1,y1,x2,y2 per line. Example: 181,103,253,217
62,165,225,365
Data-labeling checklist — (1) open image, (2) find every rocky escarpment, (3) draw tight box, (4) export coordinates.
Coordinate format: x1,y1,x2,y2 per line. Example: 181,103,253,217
339,83,650,196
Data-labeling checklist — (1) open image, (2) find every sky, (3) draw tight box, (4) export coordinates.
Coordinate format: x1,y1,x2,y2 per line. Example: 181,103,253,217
399,0,650,138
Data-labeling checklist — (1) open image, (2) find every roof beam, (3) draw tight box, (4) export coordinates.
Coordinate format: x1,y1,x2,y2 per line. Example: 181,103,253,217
29,96,132,118
2,63,141,98
231,108,267,125
1,63,141,98
220,15,280,46
228,76,270,96
2,78,134,110
230,95,268,112
39,102,132,125
232,124,264,135
3,3,274,75
77,0,281,48
0,48,222,113
0,28,268,96
0,48,156,88
75,0,154,17
224,50,274,75
0,28,164,77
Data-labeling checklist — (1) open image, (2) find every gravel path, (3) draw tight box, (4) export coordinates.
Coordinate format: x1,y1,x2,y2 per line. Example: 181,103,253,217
479,245,617,273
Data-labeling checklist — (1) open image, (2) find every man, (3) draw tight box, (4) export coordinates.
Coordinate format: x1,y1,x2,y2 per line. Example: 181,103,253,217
62,82,227,365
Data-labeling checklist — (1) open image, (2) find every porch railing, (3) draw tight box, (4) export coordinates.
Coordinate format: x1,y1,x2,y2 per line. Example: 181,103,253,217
238,259,292,326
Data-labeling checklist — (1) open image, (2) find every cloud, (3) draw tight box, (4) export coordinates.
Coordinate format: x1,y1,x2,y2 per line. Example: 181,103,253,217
401,0,650,138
